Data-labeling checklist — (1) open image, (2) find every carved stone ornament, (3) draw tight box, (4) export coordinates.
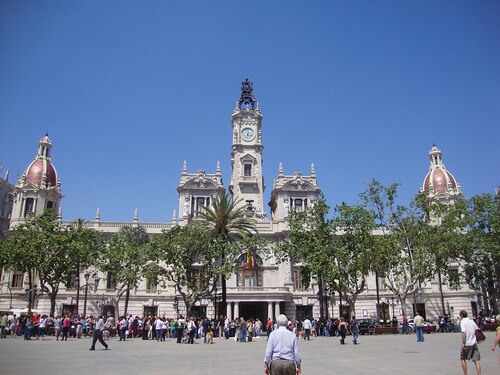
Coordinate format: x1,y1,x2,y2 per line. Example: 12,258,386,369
290,172,307,190
238,78,256,109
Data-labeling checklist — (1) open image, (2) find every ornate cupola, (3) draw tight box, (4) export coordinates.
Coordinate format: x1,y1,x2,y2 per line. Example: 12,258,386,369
10,134,62,228
229,78,266,219
421,145,462,203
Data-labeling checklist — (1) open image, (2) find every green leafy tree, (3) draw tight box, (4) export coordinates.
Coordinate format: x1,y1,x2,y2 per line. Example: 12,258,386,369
146,225,226,316
100,225,149,318
360,179,436,317
359,178,400,311
2,210,102,316
443,194,500,314
330,203,376,316
277,198,335,318
196,192,256,315
382,205,437,316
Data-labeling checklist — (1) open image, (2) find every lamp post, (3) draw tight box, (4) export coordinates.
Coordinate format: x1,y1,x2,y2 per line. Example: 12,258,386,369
25,284,39,315
385,297,396,321
81,272,91,318
173,296,179,318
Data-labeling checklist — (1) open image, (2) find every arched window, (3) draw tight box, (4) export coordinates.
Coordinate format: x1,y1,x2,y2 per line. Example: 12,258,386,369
236,250,263,288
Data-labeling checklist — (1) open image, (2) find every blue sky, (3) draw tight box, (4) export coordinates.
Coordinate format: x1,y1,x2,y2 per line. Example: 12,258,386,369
1,1,499,222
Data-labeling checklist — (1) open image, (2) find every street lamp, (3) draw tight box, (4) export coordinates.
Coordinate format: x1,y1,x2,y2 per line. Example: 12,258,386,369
25,284,40,315
81,272,91,318
385,297,396,321
173,296,179,318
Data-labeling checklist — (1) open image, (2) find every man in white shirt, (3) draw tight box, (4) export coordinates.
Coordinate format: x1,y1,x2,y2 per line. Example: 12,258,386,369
302,318,311,341
264,314,301,375
89,316,109,351
459,310,481,375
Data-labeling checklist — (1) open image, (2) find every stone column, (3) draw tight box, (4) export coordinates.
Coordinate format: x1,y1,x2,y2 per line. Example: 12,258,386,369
234,302,239,319
227,303,232,320
268,302,273,320
275,302,280,317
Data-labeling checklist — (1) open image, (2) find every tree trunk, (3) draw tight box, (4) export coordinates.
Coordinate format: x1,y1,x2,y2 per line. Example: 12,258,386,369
375,271,380,319
124,287,130,317
437,269,446,316
221,276,227,316
75,264,80,316
49,293,57,318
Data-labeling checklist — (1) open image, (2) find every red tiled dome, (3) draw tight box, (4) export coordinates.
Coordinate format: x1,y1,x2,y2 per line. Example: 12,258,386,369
26,159,58,188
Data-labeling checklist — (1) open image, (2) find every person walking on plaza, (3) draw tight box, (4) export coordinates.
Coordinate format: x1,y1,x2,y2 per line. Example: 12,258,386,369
119,316,128,341
459,309,480,375
350,316,359,345
414,312,425,343
339,317,348,345
238,317,248,343
89,316,108,351
0,313,7,338
302,317,311,341
9,315,18,338
490,314,500,367
264,314,301,375
266,318,273,341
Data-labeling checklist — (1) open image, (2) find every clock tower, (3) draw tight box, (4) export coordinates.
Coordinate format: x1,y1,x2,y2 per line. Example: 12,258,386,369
229,78,266,218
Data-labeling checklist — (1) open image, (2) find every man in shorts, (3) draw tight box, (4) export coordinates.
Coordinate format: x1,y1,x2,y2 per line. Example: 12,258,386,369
459,309,480,375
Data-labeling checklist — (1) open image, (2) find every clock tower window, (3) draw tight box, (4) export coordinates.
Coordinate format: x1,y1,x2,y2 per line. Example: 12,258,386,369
244,164,252,177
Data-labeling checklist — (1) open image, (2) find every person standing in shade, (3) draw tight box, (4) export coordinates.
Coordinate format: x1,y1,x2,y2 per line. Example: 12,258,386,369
264,314,301,375
350,316,359,345
414,312,425,343
89,316,108,351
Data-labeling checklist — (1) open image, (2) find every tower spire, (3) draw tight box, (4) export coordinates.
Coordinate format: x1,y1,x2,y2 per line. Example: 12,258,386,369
238,78,257,109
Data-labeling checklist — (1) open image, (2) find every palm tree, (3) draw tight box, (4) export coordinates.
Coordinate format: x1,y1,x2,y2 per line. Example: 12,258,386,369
197,192,256,315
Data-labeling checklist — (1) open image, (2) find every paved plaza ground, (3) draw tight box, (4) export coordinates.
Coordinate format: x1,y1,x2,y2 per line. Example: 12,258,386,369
0,331,498,375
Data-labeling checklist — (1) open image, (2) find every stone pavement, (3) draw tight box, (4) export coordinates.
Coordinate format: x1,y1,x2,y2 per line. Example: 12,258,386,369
0,331,498,374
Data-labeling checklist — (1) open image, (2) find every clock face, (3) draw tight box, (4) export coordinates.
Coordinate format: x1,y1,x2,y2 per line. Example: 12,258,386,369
241,127,255,141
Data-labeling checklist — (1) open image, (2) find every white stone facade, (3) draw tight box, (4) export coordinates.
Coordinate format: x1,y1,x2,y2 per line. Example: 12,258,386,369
0,81,477,324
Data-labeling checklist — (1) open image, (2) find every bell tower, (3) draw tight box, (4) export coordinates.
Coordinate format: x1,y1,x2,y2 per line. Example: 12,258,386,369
229,79,266,218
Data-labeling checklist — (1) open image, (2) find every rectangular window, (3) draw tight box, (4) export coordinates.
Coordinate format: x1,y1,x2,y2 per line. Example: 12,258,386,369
293,268,305,291
192,269,207,290
146,276,157,292
448,268,461,289
46,201,54,209
67,273,77,289
106,272,117,290
244,164,252,177
294,199,303,211
24,198,34,217
11,272,24,288
195,197,206,216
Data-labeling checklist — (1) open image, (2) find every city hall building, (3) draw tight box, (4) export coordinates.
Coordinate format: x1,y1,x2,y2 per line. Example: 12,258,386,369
0,80,477,323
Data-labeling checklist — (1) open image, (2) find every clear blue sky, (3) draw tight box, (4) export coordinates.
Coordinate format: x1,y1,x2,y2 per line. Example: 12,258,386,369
1,1,499,222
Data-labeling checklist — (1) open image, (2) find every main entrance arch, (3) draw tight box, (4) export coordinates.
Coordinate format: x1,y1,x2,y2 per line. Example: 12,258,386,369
239,302,268,327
